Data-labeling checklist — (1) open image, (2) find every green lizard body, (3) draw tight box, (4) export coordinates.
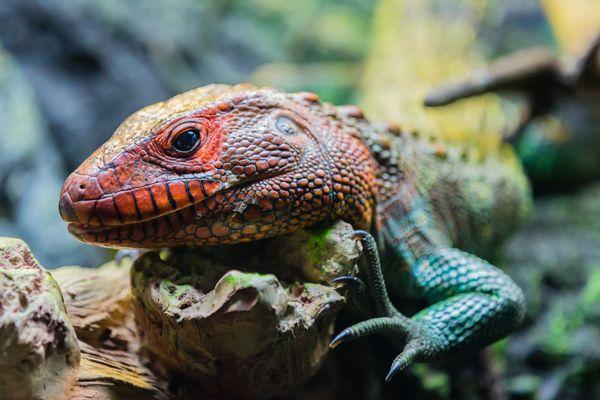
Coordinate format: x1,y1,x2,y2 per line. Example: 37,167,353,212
58,84,531,380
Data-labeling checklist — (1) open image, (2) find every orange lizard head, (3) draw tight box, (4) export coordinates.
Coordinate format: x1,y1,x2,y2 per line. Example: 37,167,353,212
59,84,377,248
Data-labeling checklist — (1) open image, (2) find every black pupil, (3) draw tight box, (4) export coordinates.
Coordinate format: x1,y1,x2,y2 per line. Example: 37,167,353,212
173,129,200,153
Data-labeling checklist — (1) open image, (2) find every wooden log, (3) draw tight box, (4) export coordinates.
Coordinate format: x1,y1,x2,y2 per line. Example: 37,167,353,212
0,238,80,400
0,221,360,399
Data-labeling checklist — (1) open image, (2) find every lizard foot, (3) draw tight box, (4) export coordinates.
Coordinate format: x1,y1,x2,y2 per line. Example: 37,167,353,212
330,231,526,381
330,316,438,381
350,230,400,318
330,230,445,381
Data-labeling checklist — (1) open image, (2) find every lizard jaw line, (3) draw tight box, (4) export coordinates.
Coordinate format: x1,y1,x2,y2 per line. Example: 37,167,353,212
65,202,201,248
60,176,226,229
64,170,292,248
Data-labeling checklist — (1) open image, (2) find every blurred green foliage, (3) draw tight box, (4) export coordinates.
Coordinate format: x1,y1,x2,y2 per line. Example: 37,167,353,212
502,184,600,399
55,0,374,102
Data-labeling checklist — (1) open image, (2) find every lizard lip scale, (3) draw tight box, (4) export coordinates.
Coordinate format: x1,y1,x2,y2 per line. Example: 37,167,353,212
63,193,212,248
58,176,220,227
58,175,226,248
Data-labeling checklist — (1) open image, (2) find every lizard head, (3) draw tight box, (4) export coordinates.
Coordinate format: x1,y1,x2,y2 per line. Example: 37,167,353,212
59,84,377,248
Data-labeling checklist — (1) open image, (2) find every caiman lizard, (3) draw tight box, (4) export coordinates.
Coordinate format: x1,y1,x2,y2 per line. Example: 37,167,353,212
58,84,531,381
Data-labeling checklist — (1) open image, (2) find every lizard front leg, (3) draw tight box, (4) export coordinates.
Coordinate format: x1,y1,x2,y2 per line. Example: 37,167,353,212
331,223,526,381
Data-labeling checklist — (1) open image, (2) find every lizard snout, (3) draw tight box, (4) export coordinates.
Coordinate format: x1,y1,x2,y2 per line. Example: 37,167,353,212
58,173,105,225
58,191,78,223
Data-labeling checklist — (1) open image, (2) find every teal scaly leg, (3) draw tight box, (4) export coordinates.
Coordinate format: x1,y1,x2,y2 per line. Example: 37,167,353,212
330,230,526,381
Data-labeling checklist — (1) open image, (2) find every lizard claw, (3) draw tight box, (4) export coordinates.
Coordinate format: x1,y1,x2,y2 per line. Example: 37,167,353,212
385,342,422,381
330,275,373,316
330,275,365,289
329,328,352,349
332,229,439,381
351,229,371,241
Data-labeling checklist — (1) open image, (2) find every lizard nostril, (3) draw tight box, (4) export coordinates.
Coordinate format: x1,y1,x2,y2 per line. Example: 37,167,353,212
65,175,103,203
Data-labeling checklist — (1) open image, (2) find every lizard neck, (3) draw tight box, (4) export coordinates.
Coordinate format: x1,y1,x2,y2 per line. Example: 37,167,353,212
325,107,404,230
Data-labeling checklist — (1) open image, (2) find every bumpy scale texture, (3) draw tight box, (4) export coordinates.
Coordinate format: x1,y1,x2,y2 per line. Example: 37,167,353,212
59,85,377,247
58,84,532,377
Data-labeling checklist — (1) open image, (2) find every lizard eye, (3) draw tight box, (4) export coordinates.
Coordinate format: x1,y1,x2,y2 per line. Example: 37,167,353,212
171,129,202,155
275,116,302,136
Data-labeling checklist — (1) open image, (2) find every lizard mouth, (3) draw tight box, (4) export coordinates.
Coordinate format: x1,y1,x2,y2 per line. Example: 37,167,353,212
66,204,201,248
59,171,223,226
60,162,303,249
63,177,232,248
63,174,295,249
59,170,229,248
66,200,282,249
